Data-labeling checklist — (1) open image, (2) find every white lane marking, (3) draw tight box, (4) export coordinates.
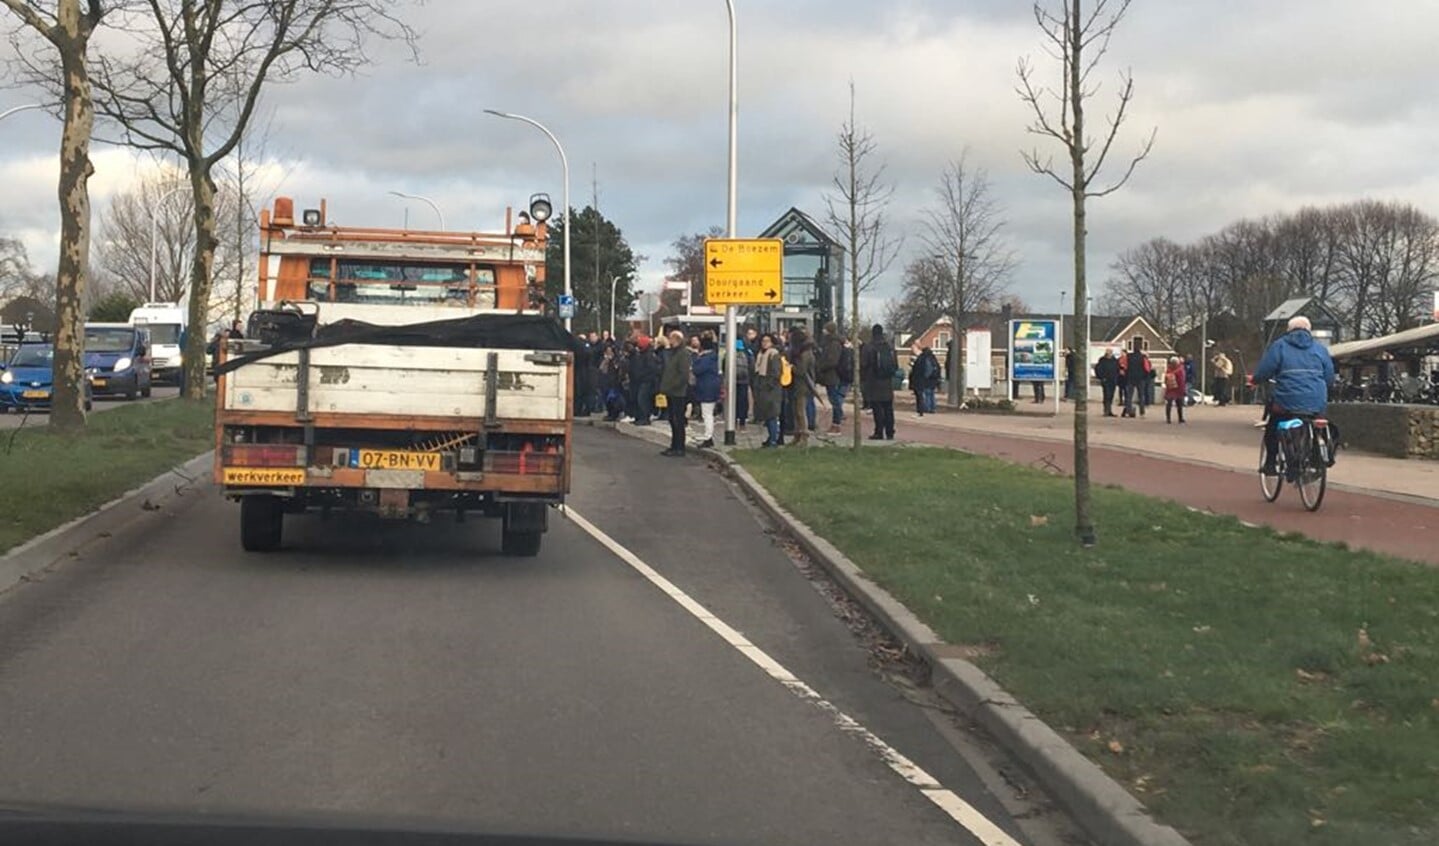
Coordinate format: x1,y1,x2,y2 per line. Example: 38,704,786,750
564,507,1024,846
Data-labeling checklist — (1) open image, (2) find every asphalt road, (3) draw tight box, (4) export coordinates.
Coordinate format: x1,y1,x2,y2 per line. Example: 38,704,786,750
0,386,182,429
0,426,1069,846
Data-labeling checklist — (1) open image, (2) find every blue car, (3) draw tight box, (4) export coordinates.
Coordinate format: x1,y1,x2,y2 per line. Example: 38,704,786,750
84,323,154,400
0,344,93,413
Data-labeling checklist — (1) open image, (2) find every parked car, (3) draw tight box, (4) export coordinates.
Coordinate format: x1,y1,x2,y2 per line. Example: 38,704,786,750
0,343,93,413
83,323,153,400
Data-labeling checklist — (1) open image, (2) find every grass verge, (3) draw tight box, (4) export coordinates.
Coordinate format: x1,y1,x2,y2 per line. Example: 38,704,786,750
0,400,213,555
737,446,1438,846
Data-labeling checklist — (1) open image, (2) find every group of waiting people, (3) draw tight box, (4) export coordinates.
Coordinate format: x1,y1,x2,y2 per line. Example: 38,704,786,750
1089,341,1197,423
572,322,903,456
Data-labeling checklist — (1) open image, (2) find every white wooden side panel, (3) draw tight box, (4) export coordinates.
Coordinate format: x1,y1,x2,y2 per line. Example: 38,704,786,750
224,345,568,419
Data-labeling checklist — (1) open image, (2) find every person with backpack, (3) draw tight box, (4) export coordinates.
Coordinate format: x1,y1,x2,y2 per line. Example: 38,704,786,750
787,328,822,448
909,346,941,415
817,321,846,435
1118,339,1152,418
861,324,897,440
836,335,855,422
692,335,722,448
1093,348,1121,417
752,333,784,447
1163,355,1187,424
628,335,658,426
659,329,693,456
731,337,752,430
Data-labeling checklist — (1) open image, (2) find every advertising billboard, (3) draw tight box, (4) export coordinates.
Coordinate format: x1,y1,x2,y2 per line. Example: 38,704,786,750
1009,319,1057,383
965,329,992,390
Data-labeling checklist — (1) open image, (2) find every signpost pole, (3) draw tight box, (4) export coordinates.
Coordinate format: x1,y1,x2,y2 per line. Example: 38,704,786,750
722,0,739,446
1008,320,1016,404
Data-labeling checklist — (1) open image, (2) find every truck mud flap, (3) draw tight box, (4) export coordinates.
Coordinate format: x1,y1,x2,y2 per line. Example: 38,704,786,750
503,502,548,534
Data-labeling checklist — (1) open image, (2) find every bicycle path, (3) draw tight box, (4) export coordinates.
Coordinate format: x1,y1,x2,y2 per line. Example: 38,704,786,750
903,419,1439,566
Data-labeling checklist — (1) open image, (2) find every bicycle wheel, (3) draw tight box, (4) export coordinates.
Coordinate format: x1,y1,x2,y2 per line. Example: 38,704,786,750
1297,432,1327,511
1259,441,1282,502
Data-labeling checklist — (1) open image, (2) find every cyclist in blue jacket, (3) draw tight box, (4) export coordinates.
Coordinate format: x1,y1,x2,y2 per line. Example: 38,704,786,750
1253,316,1335,474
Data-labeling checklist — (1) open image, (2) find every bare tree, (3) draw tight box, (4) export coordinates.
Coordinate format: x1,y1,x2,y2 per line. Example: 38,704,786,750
885,257,947,340
920,152,1014,404
214,110,289,326
661,227,724,315
1018,0,1155,547
95,165,241,304
1332,200,1439,337
87,0,418,397
1104,237,1189,340
1,0,115,430
825,81,901,450
0,237,49,301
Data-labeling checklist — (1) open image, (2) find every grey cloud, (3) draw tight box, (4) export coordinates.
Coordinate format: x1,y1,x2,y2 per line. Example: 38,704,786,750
4,0,1439,314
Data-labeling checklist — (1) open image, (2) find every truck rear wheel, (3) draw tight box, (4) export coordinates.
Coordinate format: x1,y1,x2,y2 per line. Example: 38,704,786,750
240,495,284,552
501,528,542,557
501,502,546,557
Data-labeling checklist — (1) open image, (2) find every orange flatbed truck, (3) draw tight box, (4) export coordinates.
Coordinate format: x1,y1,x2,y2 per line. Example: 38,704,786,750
213,196,573,555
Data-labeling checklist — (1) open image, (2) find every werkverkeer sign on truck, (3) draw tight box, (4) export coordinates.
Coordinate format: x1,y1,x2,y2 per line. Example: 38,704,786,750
212,195,574,555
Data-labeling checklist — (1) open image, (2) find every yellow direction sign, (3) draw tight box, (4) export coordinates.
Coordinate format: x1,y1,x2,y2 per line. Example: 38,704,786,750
703,238,783,304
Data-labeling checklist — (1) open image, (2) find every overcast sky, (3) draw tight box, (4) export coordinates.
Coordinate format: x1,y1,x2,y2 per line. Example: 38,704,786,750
3,0,1438,318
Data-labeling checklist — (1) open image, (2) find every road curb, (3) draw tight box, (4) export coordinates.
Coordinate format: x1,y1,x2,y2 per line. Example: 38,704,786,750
0,451,214,596
595,418,1191,846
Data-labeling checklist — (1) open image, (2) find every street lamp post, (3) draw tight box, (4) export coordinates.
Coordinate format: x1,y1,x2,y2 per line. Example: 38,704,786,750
0,103,44,124
484,109,571,332
609,275,620,338
722,0,740,446
1058,290,1067,409
387,190,445,230
150,184,189,303
1086,296,1094,402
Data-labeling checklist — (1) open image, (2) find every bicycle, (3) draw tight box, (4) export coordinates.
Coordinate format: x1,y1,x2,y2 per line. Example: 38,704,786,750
1259,414,1334,512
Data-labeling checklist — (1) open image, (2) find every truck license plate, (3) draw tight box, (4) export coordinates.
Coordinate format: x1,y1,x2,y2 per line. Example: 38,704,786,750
354,450,441,471
223,467,306,486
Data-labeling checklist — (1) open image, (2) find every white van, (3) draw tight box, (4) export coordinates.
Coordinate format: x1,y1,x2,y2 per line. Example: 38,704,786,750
128,302,187,384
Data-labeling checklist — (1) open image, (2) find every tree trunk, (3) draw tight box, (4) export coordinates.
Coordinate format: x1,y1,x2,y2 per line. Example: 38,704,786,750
955,278,967,399
48,36,97,432
1069,0,1095,546
183,164,219,398
849,153,863,451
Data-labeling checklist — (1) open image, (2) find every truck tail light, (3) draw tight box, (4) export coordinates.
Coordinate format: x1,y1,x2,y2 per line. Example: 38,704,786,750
222,444,306,467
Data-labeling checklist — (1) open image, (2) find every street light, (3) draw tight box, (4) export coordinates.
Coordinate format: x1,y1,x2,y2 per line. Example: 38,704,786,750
484,109,571,332
608,275,620,338
722,0,740,445
1086,296,1094,402
150,183,190,303
0,103,44,124
387,190,445,230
